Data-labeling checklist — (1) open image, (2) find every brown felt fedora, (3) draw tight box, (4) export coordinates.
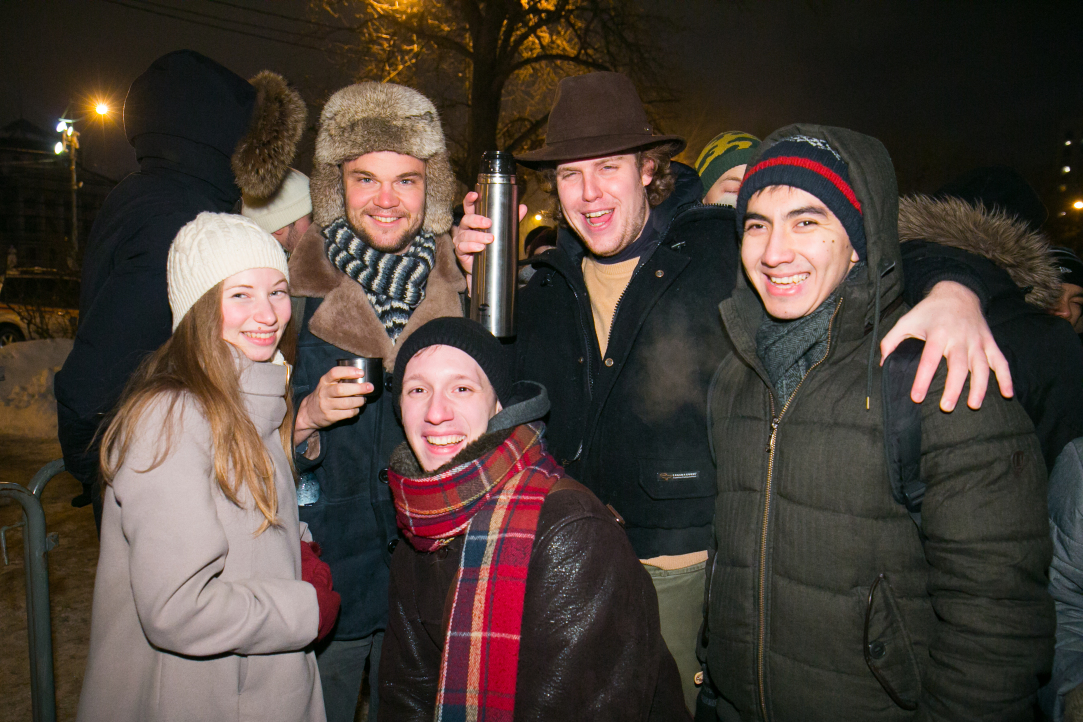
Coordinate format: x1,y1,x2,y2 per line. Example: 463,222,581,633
517,72,685,167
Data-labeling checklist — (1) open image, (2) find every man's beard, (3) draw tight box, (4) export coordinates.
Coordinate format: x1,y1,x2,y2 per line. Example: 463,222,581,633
346,207,424,254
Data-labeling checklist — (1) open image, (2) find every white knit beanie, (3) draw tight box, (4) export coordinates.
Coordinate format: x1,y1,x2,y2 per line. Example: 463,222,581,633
241,168,312,234
167,212,290,330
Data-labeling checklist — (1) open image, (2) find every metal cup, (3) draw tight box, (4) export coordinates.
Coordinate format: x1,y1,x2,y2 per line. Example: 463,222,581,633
336,357,384,399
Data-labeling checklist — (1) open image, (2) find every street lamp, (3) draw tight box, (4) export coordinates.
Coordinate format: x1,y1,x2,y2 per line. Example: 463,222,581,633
53,118,81,254
1074,200,1083,210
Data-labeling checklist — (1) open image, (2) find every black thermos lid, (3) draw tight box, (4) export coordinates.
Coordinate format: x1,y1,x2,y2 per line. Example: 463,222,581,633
480,150,516,175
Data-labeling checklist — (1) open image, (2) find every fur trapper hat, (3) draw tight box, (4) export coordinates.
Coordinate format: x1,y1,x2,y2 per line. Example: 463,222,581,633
311,82,454,235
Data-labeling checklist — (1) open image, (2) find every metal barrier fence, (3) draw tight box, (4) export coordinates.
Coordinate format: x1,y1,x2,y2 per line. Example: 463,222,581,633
0,458,64,722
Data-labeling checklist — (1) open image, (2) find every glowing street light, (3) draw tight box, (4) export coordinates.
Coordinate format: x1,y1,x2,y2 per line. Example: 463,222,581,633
95,103,109,116
1074,200,1083,210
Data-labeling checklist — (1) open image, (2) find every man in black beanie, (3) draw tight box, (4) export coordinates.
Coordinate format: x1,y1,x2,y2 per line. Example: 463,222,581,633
379,316,689,721
1051,246,1083,334
54,50,305,530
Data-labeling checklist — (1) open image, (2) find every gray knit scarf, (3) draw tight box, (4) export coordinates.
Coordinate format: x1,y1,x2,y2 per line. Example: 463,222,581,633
324,218,437,341
756,263,866,404
756,294,839,405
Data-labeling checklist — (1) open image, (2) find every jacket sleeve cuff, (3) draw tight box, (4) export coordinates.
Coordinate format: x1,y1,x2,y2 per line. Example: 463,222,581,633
900,241,991,312
295,432,326,472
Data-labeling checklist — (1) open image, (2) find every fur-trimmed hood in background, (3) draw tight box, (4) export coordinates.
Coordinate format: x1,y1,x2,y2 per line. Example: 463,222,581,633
232,70,307,198
124,50,306,200
311,82,455,235
899,195,1061,309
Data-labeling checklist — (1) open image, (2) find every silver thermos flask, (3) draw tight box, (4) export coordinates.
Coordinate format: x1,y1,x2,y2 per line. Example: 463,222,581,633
470,151,518,338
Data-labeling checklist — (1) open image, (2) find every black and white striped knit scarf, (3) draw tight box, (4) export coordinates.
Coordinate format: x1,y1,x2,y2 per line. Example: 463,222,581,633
323,217,437,341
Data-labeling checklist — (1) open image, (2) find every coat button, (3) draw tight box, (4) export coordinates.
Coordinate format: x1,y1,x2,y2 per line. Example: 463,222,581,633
378,468,390,483
384,375,393,391
655,269,664,278
578,357,584,364
387,538,399,555
604,358,614,367
869,641,886,660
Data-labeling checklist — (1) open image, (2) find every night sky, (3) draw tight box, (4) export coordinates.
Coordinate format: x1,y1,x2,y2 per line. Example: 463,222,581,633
3,1,1081,209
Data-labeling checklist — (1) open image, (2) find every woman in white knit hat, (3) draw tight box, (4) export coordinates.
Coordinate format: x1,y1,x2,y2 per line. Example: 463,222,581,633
77,213,337,722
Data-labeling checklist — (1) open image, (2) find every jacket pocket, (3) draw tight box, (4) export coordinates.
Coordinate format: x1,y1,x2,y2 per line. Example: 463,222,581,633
637,459,715,500
864,573,921,710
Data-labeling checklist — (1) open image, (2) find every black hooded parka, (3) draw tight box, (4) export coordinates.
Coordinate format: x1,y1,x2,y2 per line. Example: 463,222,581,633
54,51,260,503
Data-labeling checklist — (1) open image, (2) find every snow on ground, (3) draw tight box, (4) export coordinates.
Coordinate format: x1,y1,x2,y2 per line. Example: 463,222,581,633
0,339,73,438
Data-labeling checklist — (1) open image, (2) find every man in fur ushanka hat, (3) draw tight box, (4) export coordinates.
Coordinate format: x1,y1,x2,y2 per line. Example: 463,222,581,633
286,81,466,722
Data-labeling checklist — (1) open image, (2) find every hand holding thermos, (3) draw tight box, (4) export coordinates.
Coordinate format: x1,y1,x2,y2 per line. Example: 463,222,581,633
453,151,529,338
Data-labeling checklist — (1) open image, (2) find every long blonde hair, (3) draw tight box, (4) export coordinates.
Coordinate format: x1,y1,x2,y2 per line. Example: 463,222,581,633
99,282,297,534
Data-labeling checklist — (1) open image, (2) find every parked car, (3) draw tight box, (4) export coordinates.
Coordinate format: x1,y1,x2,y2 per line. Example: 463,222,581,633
0,268,80,346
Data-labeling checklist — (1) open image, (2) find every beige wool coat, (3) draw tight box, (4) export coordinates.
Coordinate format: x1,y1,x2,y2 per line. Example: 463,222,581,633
77,359,325,722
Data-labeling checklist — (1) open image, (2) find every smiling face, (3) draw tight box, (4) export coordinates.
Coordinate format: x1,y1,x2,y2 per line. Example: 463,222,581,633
741,186,859,320
555,154,653,257
220,268,291,361
400,345,502,472
343,151,426,254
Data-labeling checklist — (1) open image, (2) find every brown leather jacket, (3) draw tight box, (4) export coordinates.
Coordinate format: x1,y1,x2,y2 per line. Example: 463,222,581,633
377,475,689,721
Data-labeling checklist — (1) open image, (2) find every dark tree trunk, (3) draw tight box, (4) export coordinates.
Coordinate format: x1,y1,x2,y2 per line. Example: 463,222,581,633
462,2,507,186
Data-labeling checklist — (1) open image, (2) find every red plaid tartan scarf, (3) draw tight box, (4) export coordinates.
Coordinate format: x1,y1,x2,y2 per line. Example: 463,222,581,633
387,422,563,721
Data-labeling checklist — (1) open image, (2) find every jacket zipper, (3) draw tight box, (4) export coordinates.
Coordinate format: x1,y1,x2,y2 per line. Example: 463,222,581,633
756,297,843,721
602,250,656,356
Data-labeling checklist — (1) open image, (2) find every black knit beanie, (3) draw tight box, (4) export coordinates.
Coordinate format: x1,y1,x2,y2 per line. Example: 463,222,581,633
1052,247,1083,288
735,135,867,260
393,317,513,415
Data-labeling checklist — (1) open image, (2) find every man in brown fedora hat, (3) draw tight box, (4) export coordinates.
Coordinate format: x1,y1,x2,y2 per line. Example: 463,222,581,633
454,70,1015,713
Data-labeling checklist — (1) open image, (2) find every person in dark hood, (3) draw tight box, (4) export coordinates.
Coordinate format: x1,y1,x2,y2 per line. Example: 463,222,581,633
378,316,688,721
54,50,306,530
455,72,1017,713
705,126,1053,721
898,167,1083,471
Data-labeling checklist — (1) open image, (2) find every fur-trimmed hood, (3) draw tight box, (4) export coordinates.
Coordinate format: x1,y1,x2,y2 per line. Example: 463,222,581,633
310,82,455,235
232,70,307,199
287,222,466,370
899,194,1061,309
124,51,305,200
